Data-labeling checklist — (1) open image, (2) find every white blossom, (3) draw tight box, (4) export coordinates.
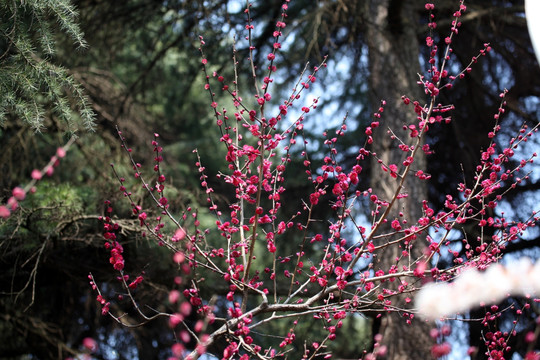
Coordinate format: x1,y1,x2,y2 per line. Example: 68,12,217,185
416,258,540,320
526,0,540,63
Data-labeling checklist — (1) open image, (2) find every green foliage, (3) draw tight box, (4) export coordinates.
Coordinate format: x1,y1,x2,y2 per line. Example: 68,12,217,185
0,0,95,132
0,180,96,238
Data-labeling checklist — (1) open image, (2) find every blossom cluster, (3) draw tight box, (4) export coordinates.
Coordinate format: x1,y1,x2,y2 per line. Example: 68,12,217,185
90,1,540,359
0,138,73,218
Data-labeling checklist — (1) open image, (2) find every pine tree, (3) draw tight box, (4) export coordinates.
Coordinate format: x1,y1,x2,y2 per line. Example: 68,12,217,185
0,0,95,133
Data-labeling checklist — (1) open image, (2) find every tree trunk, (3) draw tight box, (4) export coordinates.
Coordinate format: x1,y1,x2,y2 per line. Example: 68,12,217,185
366,1,433,358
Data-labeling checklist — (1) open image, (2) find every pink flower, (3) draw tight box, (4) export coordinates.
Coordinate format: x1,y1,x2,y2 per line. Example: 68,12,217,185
337,280,347,289
128,275,144,289
31,169,42,180
169,290,180,304
138,212,147,226
171,343,184,357
7,197,18,211
525,351,540,360
180,300,192,316
82,337,98,352
173,228,186,242
267,241,276,253
0,205,10,218
101,302,110,315
431,343,451,358
173,251,185,264
169,313,183,328
56,147,66,158
413,261,427,278
12,187,26,201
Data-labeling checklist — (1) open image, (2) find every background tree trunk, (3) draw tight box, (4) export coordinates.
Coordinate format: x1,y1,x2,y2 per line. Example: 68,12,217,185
366,1,433,358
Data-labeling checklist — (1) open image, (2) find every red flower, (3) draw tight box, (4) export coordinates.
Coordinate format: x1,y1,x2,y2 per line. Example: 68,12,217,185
431,343,451,358
138,212,147,226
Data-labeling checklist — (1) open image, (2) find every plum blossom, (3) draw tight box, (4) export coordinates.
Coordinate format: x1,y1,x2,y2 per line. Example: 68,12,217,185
0,205,10,218
82,337,98,353
31,169,42,180
12,187,26,201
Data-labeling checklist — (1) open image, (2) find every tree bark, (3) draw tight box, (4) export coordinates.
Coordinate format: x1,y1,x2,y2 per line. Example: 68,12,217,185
366,1,433,358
